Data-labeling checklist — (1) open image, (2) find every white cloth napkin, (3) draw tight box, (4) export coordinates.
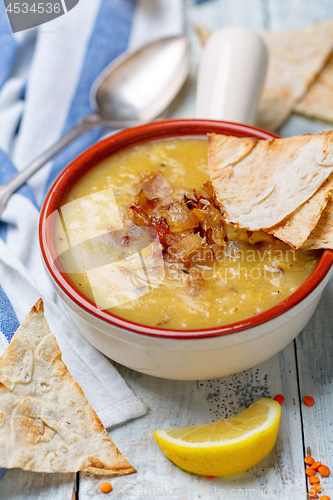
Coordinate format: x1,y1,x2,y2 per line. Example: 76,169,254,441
0,0,183,436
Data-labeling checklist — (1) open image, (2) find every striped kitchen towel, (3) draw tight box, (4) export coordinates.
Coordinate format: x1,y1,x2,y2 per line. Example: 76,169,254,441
0,0,184,479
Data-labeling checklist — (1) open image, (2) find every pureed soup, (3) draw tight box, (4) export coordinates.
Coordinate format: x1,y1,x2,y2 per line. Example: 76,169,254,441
53,137,320,330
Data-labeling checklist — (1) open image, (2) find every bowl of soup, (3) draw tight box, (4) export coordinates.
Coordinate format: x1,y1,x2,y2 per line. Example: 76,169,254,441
39,120,333,380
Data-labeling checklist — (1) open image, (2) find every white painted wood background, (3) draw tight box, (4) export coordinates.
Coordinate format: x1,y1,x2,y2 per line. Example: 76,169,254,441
1,1,333,499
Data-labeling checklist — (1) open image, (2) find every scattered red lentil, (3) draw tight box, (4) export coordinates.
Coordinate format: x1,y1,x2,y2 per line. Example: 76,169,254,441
100,483,112,494
318,465,330,477
310,487,325,499
309,476,320,485
309,488,319,499
207,476,215,479
273,394,285,405
303,396,315,406
303,450,330,499
306,468,316,477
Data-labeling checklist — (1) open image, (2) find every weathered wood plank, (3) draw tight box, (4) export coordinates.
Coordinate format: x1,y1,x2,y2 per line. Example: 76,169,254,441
0,470,75,500
6,1,333,499
267,6,333,497
187,0,266,31
295,279,333,497
79,342,306,500
79,1,322,498
267,0,333,30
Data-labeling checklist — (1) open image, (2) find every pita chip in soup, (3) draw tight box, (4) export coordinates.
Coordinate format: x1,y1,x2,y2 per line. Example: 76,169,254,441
0,299,135,475
302,197,333,250
267,174,333,249
208,131,333,231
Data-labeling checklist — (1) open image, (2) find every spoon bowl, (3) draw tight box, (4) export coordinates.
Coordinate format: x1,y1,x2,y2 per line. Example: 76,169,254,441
92,36,191,127
0,35,191,214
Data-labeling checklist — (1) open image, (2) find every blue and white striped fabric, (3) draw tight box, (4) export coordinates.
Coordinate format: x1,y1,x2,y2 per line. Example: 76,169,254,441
0,0,184,478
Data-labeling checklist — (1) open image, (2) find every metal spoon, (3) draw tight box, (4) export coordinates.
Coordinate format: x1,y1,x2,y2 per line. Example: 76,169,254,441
0,35,190,214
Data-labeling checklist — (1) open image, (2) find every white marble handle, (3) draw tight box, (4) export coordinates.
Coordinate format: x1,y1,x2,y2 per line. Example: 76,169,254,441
195,26,268,126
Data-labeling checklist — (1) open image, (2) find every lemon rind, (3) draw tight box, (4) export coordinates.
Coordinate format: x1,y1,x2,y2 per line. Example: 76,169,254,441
153,399,281,448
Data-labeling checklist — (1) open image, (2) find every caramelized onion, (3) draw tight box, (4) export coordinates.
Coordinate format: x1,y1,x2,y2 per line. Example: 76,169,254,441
164,201,200,232
168,233,202,261
124,174,278,297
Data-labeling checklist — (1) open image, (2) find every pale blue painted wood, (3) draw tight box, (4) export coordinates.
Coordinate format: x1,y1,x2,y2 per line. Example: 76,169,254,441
268,0,333,30
4,1,333,498
295,280,333,498
0,469,75,500
79,344,306,499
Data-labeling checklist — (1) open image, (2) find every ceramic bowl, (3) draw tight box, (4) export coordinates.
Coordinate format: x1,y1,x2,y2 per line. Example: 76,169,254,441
39,120,333,380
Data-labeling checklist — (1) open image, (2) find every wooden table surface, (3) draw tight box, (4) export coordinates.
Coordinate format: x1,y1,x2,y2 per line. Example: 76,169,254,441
1,1,333,499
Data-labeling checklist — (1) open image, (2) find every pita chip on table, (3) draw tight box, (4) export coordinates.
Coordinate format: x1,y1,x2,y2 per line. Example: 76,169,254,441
258,20,333,131
208,131,333,234
195,20,333,130
294,53,333,124
0,299,135,476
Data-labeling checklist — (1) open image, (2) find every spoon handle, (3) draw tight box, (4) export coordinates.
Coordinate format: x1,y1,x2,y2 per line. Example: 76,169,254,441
0,113,105,215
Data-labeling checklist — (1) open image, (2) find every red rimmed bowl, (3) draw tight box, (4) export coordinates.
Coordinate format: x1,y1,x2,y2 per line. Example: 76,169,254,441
39,120,333,380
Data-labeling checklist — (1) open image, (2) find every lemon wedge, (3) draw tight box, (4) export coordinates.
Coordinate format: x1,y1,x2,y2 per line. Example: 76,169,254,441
153,398,281,476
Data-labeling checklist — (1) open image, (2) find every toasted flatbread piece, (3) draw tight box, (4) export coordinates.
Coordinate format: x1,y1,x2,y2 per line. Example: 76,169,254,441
302,197,333,250
0,299,135,475
267,174,333,248
258,21,333,131
195,21,333,130
193,24,211,46
295,52,333,123
208,132,333,231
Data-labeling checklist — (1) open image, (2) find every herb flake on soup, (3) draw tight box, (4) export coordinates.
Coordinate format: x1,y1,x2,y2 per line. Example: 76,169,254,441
54,137,320,330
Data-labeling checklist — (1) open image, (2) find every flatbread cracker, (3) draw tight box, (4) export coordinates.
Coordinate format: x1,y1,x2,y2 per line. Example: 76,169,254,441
194,21,333,130
258,21,333,131
267,174,333,248
295,52,333,124
0,299,135,475
208,131,333,231
302,197,333,250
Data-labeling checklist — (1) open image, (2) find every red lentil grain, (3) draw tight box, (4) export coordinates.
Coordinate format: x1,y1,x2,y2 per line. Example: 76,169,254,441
309,476,320,485
100,483,112,494
306,468,316,477
318,465,330,477
273,394,284,405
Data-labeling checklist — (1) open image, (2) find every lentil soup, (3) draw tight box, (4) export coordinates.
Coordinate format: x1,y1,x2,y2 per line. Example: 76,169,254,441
53,137,320,330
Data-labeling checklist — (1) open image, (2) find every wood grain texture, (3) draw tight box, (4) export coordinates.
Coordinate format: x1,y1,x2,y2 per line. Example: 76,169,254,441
0,470,75,500
268,0,333,30
295,280,333,498
266,4,333,497
187,0,266,31
79,345,306,500
4,1,333,499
